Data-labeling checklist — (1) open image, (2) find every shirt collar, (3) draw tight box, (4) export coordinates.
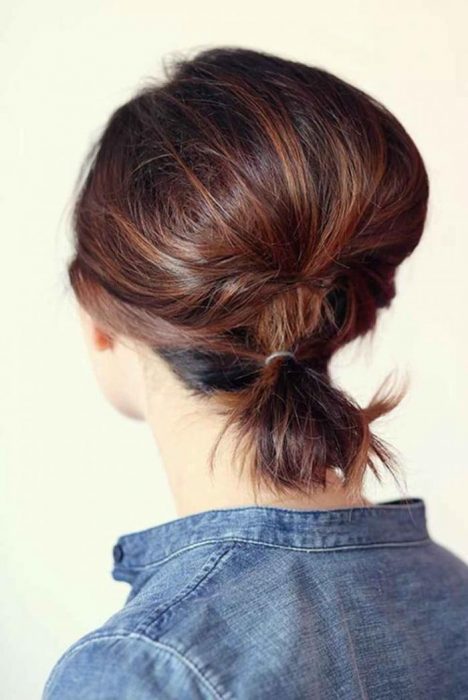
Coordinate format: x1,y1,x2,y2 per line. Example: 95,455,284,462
111,498,429,583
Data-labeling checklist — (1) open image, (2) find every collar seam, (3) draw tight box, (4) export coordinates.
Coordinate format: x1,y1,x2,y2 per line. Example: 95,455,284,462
114,535,432,573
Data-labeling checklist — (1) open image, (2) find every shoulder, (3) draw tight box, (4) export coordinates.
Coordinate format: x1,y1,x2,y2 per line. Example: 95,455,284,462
42,631,221,700
42,541,242,700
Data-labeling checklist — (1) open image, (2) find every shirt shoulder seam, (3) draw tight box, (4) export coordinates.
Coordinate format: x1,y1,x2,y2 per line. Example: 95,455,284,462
134,541,238,639
43,630,227,700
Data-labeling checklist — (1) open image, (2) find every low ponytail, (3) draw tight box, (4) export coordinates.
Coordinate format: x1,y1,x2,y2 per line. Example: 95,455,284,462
209,348,406,502
68,46,428,499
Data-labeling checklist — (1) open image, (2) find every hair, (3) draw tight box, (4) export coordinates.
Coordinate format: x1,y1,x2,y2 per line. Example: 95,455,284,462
67,46,429,501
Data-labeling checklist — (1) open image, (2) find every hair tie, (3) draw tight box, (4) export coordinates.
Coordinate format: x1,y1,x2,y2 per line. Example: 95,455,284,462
264,350,296,366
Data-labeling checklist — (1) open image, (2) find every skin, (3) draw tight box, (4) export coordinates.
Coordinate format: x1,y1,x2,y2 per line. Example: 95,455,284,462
77,302,372,517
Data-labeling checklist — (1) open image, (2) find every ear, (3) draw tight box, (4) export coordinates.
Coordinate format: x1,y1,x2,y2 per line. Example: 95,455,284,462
76,303,114,352
91,324,114,352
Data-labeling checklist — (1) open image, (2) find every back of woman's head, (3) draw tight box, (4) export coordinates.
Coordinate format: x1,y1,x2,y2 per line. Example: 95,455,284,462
68,46,429,500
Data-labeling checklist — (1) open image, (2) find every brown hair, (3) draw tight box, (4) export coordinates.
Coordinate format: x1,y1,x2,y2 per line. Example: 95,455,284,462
67,46,429,501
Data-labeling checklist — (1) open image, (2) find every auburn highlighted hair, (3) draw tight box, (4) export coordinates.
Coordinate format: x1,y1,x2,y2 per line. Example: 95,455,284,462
67,46,429,501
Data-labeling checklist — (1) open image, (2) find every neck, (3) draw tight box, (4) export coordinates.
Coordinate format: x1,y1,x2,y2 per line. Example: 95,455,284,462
141,354,372,518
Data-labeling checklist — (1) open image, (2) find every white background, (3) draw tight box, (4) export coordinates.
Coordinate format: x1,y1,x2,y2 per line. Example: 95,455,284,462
1,1,467,698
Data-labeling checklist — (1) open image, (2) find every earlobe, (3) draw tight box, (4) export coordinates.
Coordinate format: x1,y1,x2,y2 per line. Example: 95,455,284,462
92,325,114,352
76,303,114,352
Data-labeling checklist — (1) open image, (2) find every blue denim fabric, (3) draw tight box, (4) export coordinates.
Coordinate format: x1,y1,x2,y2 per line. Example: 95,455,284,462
42,498,468,699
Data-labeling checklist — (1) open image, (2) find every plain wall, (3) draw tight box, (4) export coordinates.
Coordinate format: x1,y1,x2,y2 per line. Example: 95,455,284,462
1,1,466,697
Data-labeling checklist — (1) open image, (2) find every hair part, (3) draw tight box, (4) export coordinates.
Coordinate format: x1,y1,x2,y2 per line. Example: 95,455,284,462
68,46,429,500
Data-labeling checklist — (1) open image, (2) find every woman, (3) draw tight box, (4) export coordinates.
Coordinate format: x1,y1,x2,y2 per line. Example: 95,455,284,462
43,46,468,699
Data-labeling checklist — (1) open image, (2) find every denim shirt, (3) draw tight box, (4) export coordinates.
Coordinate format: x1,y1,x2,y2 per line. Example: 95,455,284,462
42,498,468,699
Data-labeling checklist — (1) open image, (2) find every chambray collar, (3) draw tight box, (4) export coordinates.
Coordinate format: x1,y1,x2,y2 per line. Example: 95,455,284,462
111,497,429,581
